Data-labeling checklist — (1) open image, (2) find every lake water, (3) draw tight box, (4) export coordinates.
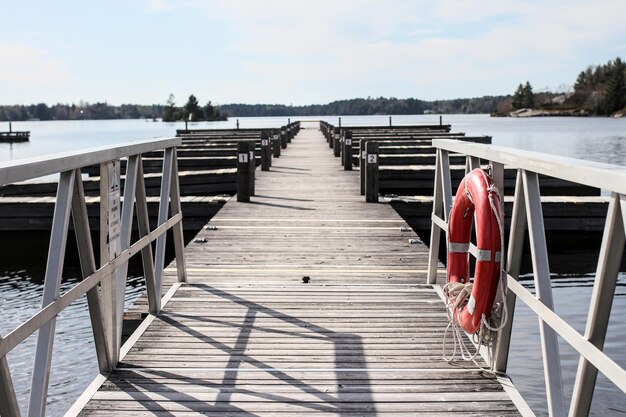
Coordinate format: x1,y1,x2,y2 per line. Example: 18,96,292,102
1,115,626,416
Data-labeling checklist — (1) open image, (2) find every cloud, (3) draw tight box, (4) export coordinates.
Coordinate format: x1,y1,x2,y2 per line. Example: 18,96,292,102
145,0,175,13
0,43,69,86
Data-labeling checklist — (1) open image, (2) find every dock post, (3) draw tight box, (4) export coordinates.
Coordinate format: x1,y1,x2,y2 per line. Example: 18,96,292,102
281,127,288,149
365,141,379,203
237,141,251,202
249,143,256,196
343,130,353,170
287,125,292,143
261,130,271,171
8,122,11,133
236,119,239,129
338,117,341,128
273,131,281,158
389,116,392,127
328,125,334,149
360,139,366,195
333,127,341,157
439,115,442,126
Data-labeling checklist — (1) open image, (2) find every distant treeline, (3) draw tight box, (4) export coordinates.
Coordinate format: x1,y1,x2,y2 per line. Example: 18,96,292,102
0,102,164,121
2,57,623,121
220,96,505,117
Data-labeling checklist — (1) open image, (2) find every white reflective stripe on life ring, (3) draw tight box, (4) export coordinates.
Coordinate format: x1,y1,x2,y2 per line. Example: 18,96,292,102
448,242,470,253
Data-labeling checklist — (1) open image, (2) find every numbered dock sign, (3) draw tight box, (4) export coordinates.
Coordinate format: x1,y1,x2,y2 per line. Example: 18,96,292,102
238,153,249,163
368,154,378,164
345,139,352,145
262,139,269,146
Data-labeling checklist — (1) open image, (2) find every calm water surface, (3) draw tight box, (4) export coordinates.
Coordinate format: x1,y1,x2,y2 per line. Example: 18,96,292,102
1,115,626,416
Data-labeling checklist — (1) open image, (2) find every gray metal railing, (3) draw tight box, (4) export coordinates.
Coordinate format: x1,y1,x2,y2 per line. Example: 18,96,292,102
0,138,187,417
428,139,626,417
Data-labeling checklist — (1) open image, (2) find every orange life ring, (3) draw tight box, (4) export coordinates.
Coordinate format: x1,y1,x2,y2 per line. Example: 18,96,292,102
447,168,502,334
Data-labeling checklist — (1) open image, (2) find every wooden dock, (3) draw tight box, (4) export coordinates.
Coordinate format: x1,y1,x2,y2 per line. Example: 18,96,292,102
73,124,524,416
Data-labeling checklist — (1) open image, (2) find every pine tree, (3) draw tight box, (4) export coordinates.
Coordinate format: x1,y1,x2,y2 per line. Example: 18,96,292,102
522,81,535,108
603,58,626,114
511,83,524,110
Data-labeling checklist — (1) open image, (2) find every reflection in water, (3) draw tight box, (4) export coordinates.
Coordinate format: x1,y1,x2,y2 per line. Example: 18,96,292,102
0,272,145,417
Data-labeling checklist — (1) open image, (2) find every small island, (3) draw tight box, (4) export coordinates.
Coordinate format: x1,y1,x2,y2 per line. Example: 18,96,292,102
161,94,228,122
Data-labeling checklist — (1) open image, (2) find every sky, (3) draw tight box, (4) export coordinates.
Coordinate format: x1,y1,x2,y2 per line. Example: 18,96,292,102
1,0,625,106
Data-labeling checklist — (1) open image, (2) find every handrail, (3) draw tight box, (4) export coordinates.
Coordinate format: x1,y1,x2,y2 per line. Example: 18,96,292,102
0,137,179,185
434,139,626,195
428,139,626,417
0,138,186,417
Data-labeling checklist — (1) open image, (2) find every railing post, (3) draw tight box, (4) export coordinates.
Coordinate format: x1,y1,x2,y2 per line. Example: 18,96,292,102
0,337,20,417
261,130,271,171
569,192,625,417
360,139,366,195
168,147,187,284
70,168,112,373
237,141,251,202
154,149,174,306
135,157,159,314
112,154,140,359
98,160,121,368
365,141,379,203
427,149,451,284
28,170,75,417
494,170,526,372
523,170,566,417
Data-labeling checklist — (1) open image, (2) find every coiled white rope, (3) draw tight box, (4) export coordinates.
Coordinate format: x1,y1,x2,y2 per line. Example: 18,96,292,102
442,170,509,370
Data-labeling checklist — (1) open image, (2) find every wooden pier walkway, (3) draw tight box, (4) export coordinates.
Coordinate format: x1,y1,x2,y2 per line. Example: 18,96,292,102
75,124,523,416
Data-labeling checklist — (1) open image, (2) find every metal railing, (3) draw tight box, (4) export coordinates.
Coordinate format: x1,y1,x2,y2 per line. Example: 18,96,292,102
0,137,187,417
428,139,626,417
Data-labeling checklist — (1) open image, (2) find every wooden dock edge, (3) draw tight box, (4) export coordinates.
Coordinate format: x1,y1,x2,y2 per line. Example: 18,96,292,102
63,282,183,417
431,284,536,417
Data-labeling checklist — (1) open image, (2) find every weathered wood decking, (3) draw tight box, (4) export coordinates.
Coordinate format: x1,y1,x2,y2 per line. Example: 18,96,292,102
76,124,523,416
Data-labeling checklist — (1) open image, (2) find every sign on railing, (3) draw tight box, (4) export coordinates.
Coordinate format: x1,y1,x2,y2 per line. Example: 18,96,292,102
0,138,186,417
428,139,626,417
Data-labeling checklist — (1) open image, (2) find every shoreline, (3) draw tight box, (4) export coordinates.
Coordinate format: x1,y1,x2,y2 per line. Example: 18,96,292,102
493,108,625,118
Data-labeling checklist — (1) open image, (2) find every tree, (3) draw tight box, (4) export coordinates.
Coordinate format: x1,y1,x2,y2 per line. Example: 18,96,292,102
603,58,626,114
511,82,534,110
511,83,525,110
203,101,216,119
162,94,178,122
184,94,203,121
522,81,535,108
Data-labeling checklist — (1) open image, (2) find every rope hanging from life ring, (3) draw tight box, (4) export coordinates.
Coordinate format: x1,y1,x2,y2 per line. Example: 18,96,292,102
442,167,508,364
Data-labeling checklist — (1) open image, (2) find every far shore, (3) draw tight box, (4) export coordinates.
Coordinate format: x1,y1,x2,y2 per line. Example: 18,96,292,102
492,108,625,118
